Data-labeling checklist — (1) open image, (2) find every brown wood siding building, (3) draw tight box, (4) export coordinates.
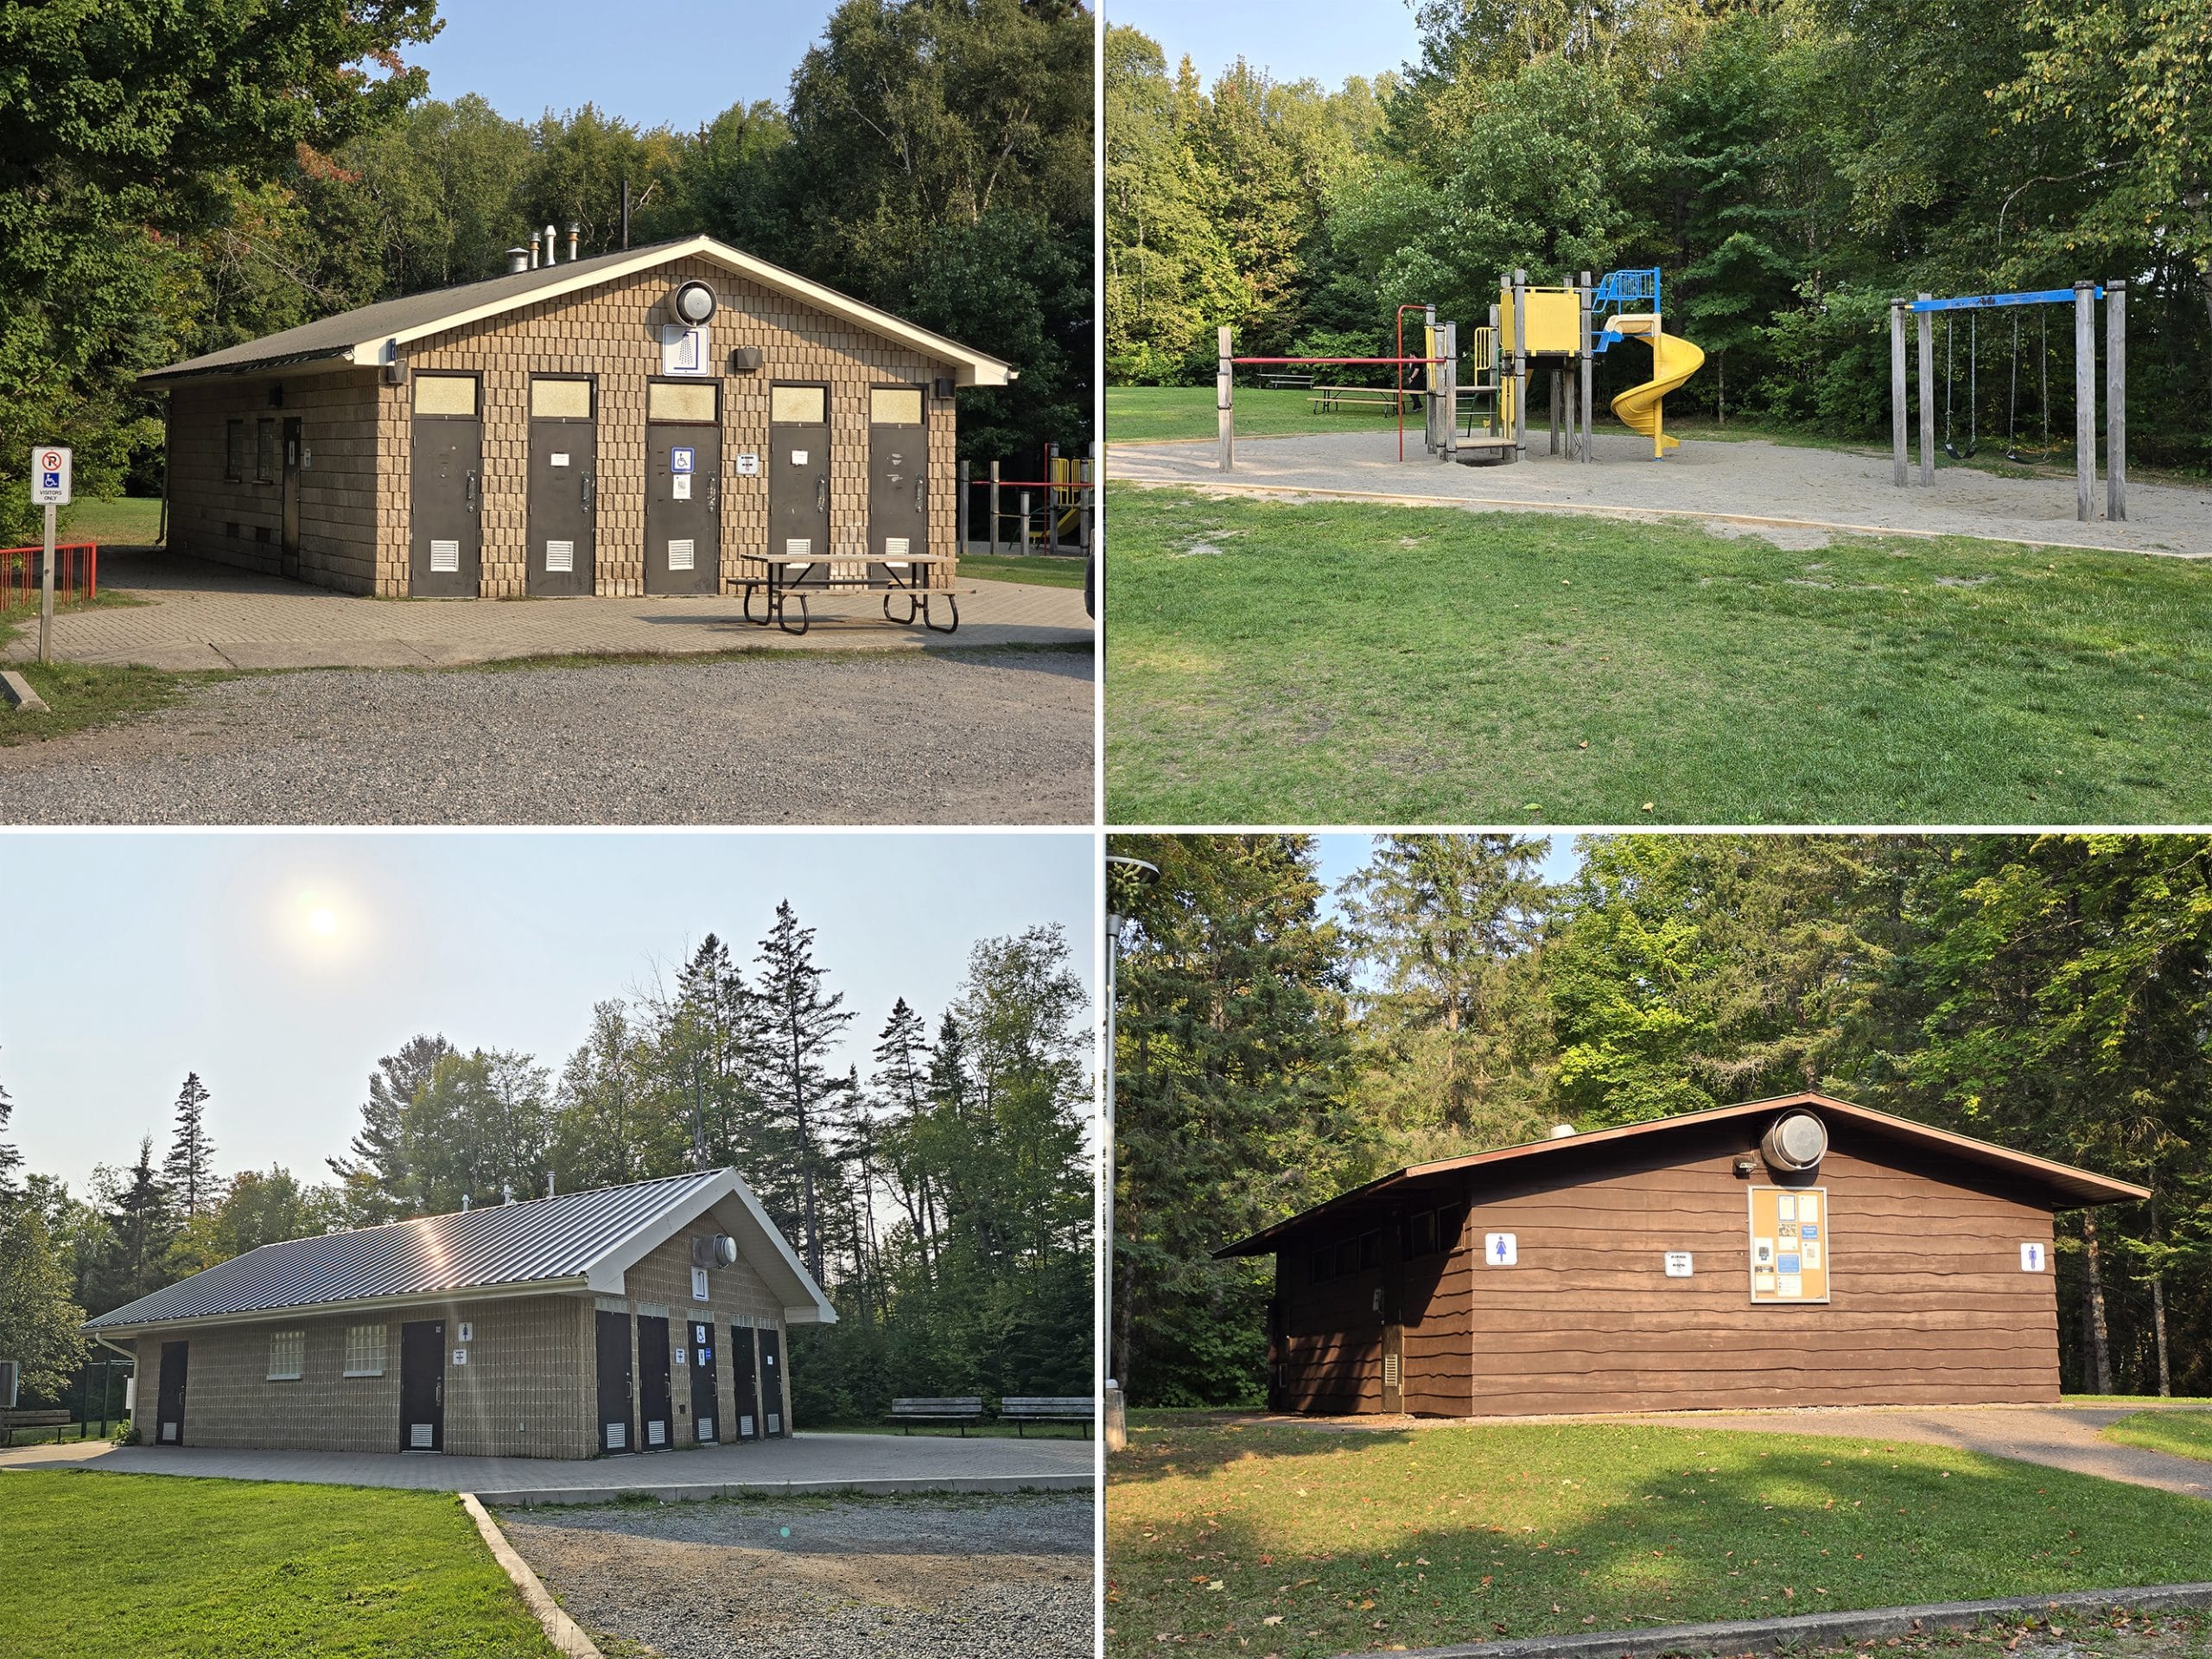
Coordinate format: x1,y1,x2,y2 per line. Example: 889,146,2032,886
1226,1094,2145,1419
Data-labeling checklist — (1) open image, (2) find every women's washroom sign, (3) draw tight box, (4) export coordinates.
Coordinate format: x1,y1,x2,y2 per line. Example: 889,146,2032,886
1747,1185,1831,1304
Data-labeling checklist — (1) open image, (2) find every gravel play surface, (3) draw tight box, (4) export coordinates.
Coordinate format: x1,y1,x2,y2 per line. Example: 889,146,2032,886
497,1491,1093,1659
0,648,1093,824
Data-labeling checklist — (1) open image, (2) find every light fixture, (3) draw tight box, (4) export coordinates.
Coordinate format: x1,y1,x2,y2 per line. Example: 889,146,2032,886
671,280,716,326
931,376,955,401
729,345,763,373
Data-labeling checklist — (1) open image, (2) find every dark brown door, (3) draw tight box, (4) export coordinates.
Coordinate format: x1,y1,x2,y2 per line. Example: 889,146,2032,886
867,385,926,582
769,384,830,582
410,373,481,597
730,1325,760,1441
596,1310,634,1453
279,417,302,579
689,1319,720,1444
1381,1323,1404,1414
645,378,720,594
527,377,596,596
637,1314,673,1449
399,1320,445,1452
156,1340,188,1446
759,1327,785,1437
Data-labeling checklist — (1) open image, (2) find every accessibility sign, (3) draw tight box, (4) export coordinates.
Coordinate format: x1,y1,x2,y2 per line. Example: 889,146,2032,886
30,446,71,506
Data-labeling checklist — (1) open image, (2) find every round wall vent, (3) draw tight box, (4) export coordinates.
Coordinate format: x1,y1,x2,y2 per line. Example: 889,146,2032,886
712,1234,739,1267
1760,1110,1828,1172
671,280,716,326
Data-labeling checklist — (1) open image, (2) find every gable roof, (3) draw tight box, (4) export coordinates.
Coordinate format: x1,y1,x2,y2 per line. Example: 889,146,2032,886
138,234,1015,387
85,1167,836,1335
1217,1091,2149,1259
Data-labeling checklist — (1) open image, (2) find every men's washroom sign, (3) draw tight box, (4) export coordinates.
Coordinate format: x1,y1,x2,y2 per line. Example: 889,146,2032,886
1747,1185,1831,1303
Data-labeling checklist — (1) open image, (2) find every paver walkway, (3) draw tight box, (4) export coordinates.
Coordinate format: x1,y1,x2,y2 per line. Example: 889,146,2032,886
3,550,1090,671
0,1428,1095,1502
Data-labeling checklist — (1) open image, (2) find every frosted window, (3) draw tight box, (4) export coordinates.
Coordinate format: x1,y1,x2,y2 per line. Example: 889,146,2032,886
771,385,825,424
412,374,477,416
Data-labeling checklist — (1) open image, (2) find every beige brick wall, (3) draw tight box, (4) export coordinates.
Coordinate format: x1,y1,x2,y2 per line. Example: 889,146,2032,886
617,1216,793,1445
166,372,383,594
385,253,963,599
128,1294,597,1459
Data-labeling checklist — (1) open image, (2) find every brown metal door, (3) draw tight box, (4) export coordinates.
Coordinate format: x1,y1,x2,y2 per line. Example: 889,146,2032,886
645,378,720,595
410,373,481,597
689,1319,719,1444
769,384,830,584
730,1325,760,1441
867,385,926,582
596,1310,634,1453
398,1319,445,1452
279,417,302,579
759,1327,785,1436
156,1340,188,1445
637,1314,673,1449
527,377,596,596
1381,1324,1404,1414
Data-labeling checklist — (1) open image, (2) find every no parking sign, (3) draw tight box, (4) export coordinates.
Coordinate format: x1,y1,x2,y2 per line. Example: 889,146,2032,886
30,446,71,505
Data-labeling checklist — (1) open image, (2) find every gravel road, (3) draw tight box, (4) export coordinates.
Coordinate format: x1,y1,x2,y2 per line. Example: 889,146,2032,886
497,1491,1093,1659
0,648,1092,824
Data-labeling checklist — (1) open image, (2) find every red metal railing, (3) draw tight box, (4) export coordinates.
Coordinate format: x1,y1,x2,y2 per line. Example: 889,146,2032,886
0,543,98,608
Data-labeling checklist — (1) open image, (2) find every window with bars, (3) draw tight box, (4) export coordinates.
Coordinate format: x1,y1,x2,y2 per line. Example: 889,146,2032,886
343,1324,386,1377
267,1329,306,1380
225,420,246,482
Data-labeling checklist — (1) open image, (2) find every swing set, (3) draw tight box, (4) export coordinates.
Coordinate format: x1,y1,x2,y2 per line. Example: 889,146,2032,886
1888,280,2128,524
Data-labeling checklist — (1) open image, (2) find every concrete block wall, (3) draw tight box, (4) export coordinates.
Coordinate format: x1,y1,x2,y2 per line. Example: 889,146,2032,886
619,1216,793,1446
387,253,964,599
166,372,383,594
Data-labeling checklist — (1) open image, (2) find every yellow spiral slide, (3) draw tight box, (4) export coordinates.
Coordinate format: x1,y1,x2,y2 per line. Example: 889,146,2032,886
1605,313,1705,457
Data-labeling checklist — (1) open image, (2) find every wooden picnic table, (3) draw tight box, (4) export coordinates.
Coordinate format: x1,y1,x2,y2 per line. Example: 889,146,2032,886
1260,372,1316,389
1309,385,1424,414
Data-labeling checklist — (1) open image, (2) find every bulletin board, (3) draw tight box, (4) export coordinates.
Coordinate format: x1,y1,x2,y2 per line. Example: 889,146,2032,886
1747,1185,1830,1304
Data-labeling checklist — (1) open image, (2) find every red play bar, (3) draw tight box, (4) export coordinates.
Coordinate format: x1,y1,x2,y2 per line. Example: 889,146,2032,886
1230,355,1445,365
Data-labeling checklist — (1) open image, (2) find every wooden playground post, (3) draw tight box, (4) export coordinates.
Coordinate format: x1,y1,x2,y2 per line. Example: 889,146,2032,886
1441,321,1459,461
988,461,1001,556
1487,302,1503,436
1511,270,1529,460
1578,270,1594,463
1548,365,1562,455
957,460,969,552
2107,279,2126,521
1077,454,1093,550
1889,300,1909,486
1046,442,1060,555
1916,294,1935,486
1217,325,1235,472
2075,282,2095,522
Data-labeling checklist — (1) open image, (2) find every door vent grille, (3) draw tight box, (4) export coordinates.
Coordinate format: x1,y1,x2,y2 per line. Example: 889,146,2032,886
667,538,695,572
429,539,461,573
606,1422,626,1451
1383,1354,1402,1388
545,540,574,574
409,1422,435,1449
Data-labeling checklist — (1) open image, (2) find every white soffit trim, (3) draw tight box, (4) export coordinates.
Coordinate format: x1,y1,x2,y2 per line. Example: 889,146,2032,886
582,1168,837,1325
352,235,1014,387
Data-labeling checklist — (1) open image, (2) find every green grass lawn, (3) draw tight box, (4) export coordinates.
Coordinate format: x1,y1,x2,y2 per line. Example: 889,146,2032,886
0,1470,556,1657
1105,1422,2212,1659
49,494,163,546
2104,1411,2212,1464
1109,385,1408,443
961,550,1089,588
1104,485,2212,824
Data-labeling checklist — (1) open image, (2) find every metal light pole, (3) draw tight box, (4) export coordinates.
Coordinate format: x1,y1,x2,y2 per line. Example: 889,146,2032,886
1103,854,1160,1453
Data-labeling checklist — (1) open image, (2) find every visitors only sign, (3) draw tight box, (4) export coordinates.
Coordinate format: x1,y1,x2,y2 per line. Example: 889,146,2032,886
31,446,71,505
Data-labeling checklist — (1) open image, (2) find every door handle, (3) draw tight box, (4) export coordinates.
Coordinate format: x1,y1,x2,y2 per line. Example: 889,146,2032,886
914,479,925,512
435,1382,443,1406
582,472,595,509
816,475,827,514
465,470,480,512
708,474,720,512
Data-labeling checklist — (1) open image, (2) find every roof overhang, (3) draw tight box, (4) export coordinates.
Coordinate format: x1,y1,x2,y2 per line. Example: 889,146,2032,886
139,234,1014,388
1217,1091,2151,1258
83,1274,591,1342
582,1166,837,1325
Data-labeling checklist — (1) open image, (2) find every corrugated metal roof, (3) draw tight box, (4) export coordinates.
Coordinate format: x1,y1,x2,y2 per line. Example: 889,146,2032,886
1216,1091,2151,1258
86,1170,725,1329
139,233,1014,385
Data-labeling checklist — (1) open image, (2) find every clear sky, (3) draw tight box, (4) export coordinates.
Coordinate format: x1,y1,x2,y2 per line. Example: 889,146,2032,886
404,0,841,130
1313,834,1581,912
3,831,1094,1196
1106,0,1424,90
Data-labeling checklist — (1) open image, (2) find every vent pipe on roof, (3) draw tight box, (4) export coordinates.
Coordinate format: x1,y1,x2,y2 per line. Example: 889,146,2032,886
1548,1123,1577,1139
621,177,631,251
547,1171,556,1199
505,246,529,275
502,1183,513,1205
461,1194,471,1212
528,231,540,270
544,224,557,265
569,221,581,262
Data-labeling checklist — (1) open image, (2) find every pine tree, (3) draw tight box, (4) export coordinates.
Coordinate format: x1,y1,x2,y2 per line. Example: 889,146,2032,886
162,1072,221,1218
871,999,937,1274
753,900,855,1283
327,1035,455,1221
0,1046,20,1210
104,1136,179,1307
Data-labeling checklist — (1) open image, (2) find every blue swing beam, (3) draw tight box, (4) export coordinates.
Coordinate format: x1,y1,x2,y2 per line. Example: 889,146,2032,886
1907,287,2105,313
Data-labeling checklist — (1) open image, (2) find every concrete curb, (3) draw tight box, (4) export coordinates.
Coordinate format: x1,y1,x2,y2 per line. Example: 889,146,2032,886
459,1491,603,1659
1373,1583,2212,1659
476,1471,1095,1507
0,669,48,714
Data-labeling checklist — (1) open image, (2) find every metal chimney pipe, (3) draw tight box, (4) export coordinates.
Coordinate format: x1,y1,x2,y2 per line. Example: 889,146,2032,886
547,1171,556,1198
544,223,557,264
505,246,529,274
528,231,540,269
461,1194,471,1212
568,221,581,262
621,177,631,250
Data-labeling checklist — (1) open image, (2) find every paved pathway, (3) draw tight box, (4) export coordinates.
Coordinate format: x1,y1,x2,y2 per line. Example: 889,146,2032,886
0,1428,1095,1503
3,550,1090,671
1110,430,2212,557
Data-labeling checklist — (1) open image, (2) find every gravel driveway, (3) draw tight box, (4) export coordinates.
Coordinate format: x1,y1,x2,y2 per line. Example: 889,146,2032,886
0,648,1092,824
496,1491,1093,1659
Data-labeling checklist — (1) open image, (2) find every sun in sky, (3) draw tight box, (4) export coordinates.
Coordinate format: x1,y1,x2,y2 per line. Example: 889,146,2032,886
294,888,348,947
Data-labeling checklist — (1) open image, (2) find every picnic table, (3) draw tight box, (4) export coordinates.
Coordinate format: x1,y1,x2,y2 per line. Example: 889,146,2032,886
741,551,973,637
1260,372,1315,390
1309,385,1424,414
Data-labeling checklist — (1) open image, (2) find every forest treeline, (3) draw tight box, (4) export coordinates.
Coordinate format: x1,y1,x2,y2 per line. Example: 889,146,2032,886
1109,833,2212,1407
0,909,1091,1422
0,0,1092,543
1104,0,2209,469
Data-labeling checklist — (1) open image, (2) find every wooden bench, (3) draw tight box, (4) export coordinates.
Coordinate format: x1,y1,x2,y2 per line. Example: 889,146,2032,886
999,1396,1095,1437
1260,372,1315,390
888,1396,985,1435
741,553,974,637
2,1408,73,1446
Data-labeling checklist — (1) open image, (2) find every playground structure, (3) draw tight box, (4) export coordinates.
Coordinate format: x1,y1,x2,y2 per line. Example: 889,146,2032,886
958,446,1095,556
1890,283,2126,523
1212,267,1706,472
